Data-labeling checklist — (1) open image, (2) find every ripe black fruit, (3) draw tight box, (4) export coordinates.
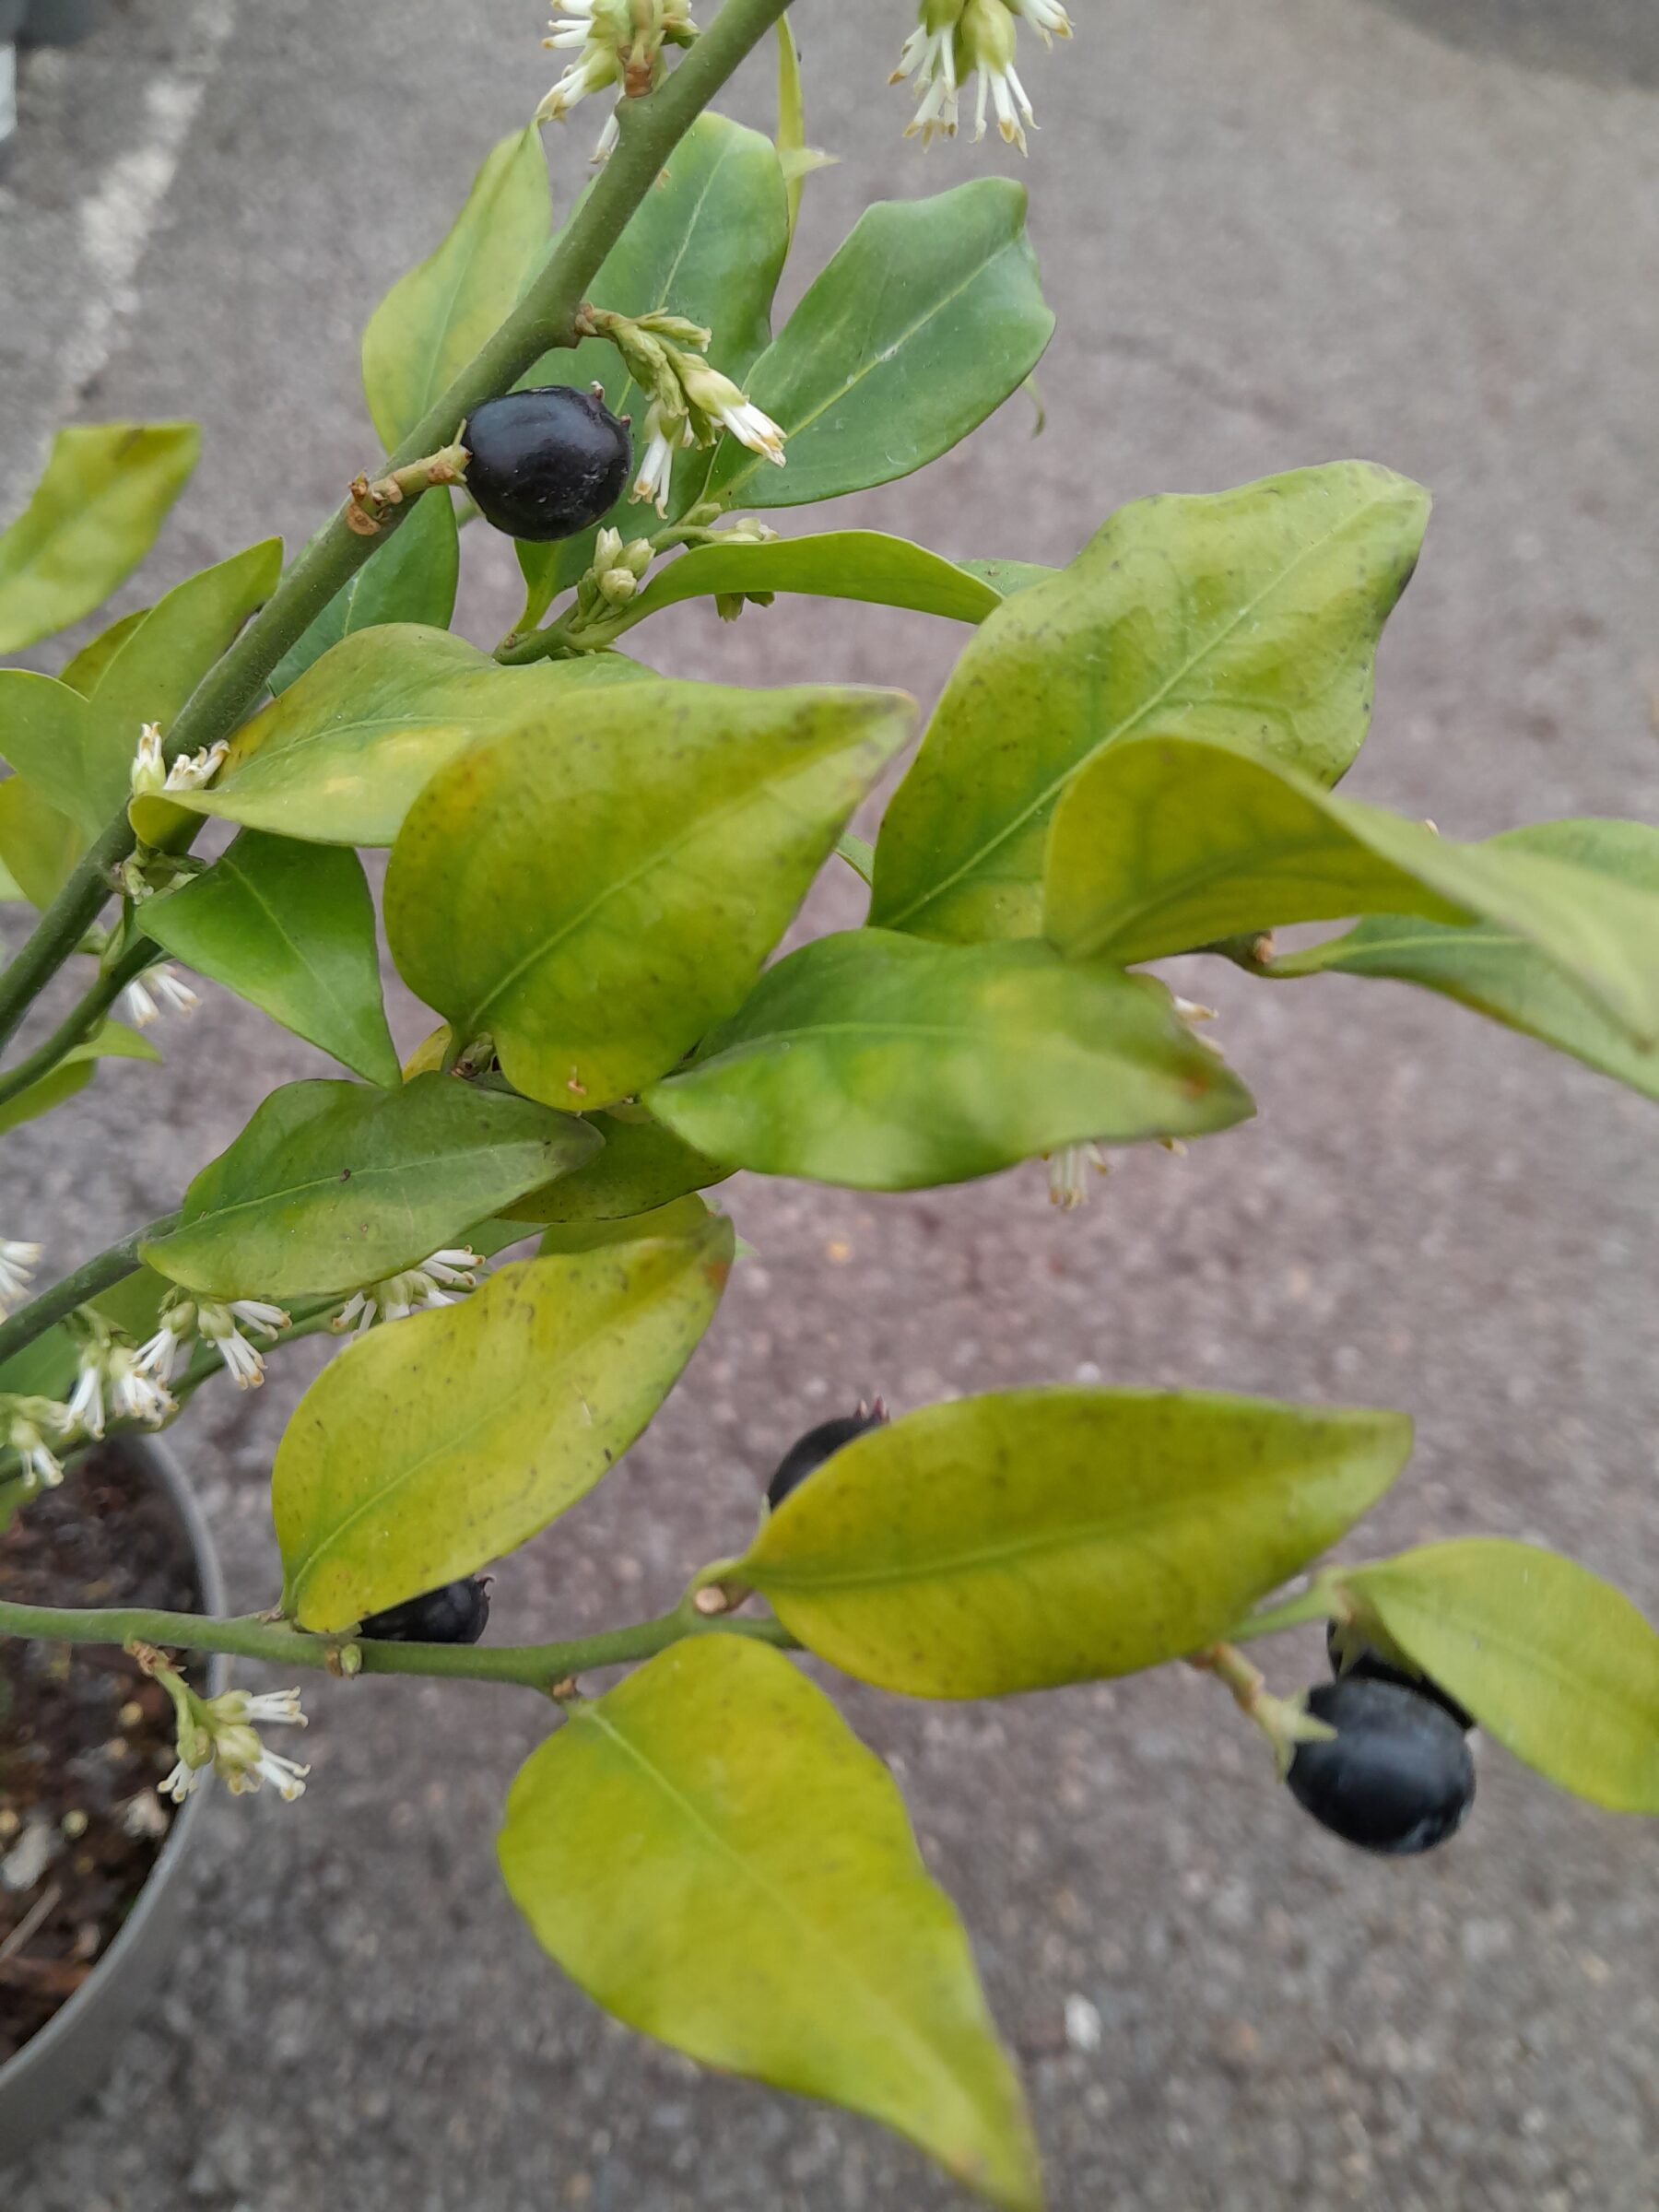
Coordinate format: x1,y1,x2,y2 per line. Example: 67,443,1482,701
766,1405,888,1511
359,1577,492,1644
1288,1677,1475,1856
461,386,631,542
1325,1621,1475,1731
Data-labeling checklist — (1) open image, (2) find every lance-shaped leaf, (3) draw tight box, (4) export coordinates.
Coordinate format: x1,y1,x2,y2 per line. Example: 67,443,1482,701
0,673,114,841
361,126,552,452
700,179,1053,514
1258,818,1659,1102
645,932,1253,1191
870,464,1430,944
1343,1541,1659,1814
503,1106,731,1225
269,492,460,694
500,1636,1041,2210
1045,736,1659,1042
0,775,80,910
142,1074,599,1300
140,832,400,1085
515,112,791,628
0,1020,159,1140
617,530,1006,633
148,626,645,846
385,680,911,1110
0,423,198,654
275,1216,732,1627
742,1388,1412,1698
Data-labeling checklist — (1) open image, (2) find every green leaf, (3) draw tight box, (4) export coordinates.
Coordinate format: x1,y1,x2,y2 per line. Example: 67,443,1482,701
140,831,400,1085
0,423,199,655
274,1216,733,1627
385,679,911,1109
774,14,820,245
502,1106,731,1225
952,558,1055,601
91,536,281,747
149,626,646,846
0,776,81,910
1044,737,1659,1043
0,674,111,841
619,530,1006,633
741,1388,1412,1698
0,1019,160,1140
1259,818,1659,1101
2,538,282,841
59,607,149,696
515,113,791,628
1343,1540,1659,1813
141,1073,600,1300
500,1636,1041,2210
361,127,552,452
645,932,1253,1191
269,493,460,695
700,178,1053,515
869,463,1430,944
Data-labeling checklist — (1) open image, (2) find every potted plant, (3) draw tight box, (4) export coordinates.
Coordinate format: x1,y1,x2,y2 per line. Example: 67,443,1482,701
0,1,1654,2198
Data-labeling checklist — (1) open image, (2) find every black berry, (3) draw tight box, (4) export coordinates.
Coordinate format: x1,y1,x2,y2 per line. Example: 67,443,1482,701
766,1404,888,1512
461,386,631,542
1325,1621,1475,1731
359,1577,492,1644
1288,1677,1475,1856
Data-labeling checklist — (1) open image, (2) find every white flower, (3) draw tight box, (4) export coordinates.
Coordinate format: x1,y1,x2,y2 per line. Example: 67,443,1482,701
1046,1143,1110,1211
225,1746,311,1802
6,1397,72,1488
107,1343,175,1428
0,1239,41,1312
121,960,199,1030
67,1348,107,1439
675,355,786,466
206,1686,307,1729
629,399,692,516
892,0,963,144
130,723,166,799
962,0,1035,152
163,739,229,793
195,1296,288,1391
159,1759,203,1804
1006,0,1070,44
133,1304,194,1386
331,1248,482,1335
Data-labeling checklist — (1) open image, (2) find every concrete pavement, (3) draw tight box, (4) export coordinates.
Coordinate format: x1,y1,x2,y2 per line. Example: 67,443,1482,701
2,1,1656,2206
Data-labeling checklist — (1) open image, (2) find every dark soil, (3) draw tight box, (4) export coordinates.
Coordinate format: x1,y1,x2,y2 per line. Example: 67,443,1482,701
0,1442,207,2063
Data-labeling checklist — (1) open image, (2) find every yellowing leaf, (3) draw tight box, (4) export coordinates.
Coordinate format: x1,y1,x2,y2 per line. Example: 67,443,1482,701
500,1636,1042,2209
743,1388,1412,1697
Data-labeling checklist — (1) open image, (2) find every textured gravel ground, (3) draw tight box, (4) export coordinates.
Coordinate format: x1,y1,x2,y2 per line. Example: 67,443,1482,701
2,1,1657,2206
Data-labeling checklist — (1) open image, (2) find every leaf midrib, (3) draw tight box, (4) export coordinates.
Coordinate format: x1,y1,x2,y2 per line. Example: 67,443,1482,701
883,487,1407,930
165,1137,550,1245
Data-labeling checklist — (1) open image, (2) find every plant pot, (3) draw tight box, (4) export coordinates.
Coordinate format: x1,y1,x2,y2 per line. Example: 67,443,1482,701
0,1433,225,2166
20,0,100,44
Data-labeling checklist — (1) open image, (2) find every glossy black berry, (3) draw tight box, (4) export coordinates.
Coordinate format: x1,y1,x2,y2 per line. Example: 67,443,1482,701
1288,1677,1475,1856
1325,1621,1475,1731
766,1405,888,1512
359,1577,492,1644
461,386,631,542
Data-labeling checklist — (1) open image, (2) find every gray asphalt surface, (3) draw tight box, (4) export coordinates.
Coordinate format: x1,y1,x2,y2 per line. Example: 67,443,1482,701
3,2,1657,2207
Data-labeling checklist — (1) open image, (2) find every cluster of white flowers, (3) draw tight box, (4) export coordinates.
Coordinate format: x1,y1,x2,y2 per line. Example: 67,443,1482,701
330,1247,483,1335
135,1291,290,1393
67,1328,176,1436
160,1683,312,1806
584,307,786,516
538,0,699,161
891,0,1071,154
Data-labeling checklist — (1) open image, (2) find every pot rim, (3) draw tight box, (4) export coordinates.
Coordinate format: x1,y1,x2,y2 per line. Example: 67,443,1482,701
0,1430,226,2100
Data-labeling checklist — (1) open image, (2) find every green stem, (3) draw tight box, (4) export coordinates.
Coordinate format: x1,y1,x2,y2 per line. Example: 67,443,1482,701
0,1215,179,1371
0,936,154,1118
0,0,794,1054
0,1592,798,1690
